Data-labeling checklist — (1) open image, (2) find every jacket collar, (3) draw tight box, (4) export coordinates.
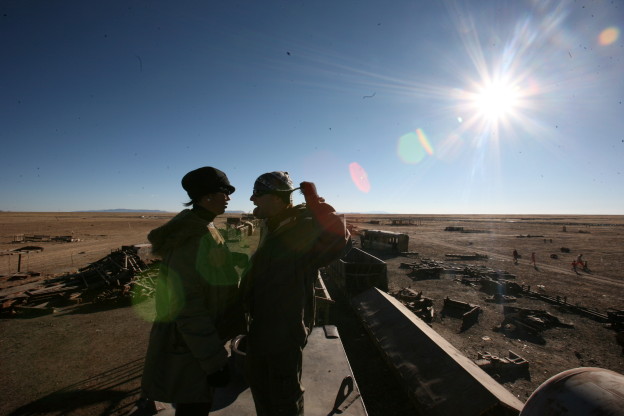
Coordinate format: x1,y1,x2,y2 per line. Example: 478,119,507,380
191,204,217,223
266,204,307,233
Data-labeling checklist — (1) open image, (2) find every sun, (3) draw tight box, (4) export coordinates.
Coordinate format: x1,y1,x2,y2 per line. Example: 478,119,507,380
472,79,520,122
450,72,531,143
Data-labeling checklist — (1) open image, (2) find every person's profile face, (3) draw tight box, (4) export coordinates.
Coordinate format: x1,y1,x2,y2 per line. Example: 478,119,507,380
250,192,281,219
199,192,230,215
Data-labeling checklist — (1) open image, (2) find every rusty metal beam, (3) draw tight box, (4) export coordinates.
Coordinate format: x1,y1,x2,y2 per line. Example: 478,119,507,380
352,288,524,416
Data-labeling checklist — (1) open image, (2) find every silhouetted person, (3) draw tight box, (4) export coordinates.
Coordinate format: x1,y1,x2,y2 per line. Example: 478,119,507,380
142,167,246,416
240,172,349,416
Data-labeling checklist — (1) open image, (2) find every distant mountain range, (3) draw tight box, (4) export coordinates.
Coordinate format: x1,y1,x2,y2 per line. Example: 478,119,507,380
76,209,171,213
74,209,386,214
340,211,391,215
76,209,247,213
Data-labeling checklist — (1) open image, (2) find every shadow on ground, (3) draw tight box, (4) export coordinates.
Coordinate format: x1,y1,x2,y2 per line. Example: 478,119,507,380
8,358,144,416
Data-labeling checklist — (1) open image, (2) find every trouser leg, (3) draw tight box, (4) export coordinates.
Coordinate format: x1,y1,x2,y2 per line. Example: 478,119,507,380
174,402,212,416
246,347,304,416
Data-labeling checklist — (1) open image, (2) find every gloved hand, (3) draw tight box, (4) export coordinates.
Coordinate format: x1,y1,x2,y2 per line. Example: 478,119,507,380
300,181,321,206
300,181,334,215
206,366,230,388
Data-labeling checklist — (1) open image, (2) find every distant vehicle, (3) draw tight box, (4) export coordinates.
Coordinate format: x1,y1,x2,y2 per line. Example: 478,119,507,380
360,229,409,252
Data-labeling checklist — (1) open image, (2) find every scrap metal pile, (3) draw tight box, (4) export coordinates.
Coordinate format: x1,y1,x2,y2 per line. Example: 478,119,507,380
387,254,624,388
398,257,624,354
392,287,433,322
400,258,516,282
0,245,157,317
442,296,482,331
12,234,80,243
444,226,493,234
445,252,489,260
396,258,620,332
399,259,445,279
495,305,575,337
474,350,530,381
391,288,485,331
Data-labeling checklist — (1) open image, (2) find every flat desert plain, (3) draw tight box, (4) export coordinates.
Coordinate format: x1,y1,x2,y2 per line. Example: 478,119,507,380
1,212,623,415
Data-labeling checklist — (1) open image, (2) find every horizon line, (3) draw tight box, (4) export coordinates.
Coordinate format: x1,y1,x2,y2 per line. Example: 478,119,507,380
1,210,624,217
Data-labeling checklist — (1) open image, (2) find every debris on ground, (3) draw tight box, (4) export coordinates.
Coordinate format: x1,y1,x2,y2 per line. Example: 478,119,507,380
522,285,609,323
442,297,481,331
445,253,489,260
607,309,624,331
399,259,444,280
494,305,574,337
475,350,530,382
0,245,158,317
12,234,80,243
391,287,434,322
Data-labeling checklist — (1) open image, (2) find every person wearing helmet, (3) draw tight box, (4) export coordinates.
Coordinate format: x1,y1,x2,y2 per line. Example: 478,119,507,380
241,171,350,416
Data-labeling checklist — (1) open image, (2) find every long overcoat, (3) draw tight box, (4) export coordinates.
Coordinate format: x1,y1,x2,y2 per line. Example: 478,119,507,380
142,209,243,403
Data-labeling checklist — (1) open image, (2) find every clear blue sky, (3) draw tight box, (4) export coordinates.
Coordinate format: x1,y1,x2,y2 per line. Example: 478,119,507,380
2,0,623,214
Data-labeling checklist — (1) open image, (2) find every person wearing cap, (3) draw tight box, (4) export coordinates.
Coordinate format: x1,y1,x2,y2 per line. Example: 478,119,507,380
141,166,246,416
240,171,350,416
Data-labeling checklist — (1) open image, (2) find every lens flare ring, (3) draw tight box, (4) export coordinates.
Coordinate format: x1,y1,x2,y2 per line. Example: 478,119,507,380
398,128,434,165
349,162,371,193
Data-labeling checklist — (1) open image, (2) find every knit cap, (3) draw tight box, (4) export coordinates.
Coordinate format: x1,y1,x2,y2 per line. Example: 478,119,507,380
253,171,295,193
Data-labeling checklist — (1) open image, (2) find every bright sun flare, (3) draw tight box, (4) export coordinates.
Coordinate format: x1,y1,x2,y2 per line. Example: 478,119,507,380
473,80,520,122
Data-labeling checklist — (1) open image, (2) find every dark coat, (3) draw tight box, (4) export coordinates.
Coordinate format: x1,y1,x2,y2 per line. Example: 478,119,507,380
142,209,244,403
241,203,349,355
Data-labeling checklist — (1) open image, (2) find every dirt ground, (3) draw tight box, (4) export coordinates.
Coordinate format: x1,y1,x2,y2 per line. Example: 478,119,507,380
1,212,623,415
348,215,624,409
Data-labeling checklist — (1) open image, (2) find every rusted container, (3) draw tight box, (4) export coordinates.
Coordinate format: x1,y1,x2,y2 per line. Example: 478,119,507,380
326,247,388,296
